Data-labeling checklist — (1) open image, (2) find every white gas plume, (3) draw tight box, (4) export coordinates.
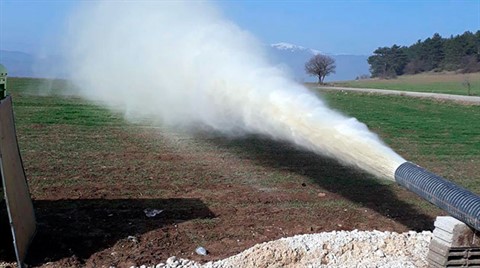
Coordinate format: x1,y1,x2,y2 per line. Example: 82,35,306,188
64,1,405,179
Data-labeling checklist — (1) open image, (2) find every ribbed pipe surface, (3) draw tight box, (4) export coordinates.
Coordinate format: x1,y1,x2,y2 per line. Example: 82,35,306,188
395,162,480,232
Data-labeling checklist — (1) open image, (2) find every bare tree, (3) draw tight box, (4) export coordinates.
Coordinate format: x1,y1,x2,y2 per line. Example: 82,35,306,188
463,75,472,96
305,54,336,84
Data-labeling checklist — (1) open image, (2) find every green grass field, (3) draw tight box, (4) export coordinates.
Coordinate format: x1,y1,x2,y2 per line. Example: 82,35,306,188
9,76,480,192
9,77,120,126
4,77,480,266
320,90,480,191
332,72,480,96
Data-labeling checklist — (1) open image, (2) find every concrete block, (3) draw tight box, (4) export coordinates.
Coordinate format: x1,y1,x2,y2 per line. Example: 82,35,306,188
429,238,450,256
434,216,480,247
427,250,447,266
428,216,480,267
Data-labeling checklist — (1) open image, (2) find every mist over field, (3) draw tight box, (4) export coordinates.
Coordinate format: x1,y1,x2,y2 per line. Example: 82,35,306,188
63,1,404,178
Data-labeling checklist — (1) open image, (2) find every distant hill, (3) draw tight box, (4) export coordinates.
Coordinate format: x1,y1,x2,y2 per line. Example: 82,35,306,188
267,42,370,82
0,50,67,78
0,50,36,77
1,44,370,82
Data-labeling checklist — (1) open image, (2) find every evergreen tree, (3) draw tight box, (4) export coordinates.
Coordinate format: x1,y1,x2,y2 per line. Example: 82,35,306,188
368,45,407,78
428,33,445,70
443,35,464,70
368,30,480,77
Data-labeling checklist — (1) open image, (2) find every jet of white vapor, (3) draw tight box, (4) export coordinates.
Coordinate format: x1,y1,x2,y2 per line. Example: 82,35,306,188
64,1,405,179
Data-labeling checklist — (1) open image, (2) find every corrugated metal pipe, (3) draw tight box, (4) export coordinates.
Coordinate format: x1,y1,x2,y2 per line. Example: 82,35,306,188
395,162,480,232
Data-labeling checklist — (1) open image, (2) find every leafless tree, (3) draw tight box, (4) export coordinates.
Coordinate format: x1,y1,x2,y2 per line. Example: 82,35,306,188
305,54,336,84
463,76,472,96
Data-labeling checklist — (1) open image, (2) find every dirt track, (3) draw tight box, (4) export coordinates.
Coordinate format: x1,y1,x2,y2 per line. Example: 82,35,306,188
318,86,480,104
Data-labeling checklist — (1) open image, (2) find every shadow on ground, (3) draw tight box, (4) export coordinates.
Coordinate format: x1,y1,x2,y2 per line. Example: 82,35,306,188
200,132,437,231
0,200,15,262
0,198,213,266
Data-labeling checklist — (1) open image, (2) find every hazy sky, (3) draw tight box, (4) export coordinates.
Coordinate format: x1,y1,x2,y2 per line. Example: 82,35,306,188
0,0,479,55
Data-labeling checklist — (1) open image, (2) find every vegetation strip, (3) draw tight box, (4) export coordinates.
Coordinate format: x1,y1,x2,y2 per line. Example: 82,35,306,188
318,86,480,104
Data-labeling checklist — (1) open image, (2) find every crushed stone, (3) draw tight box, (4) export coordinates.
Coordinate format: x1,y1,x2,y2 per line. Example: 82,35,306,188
129,230,432,268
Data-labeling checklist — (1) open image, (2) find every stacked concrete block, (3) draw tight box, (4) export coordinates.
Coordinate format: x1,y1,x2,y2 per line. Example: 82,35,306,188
428,216,480,267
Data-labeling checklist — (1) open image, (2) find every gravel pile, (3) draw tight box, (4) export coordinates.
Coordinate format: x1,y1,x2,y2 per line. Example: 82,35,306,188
132,230,432,268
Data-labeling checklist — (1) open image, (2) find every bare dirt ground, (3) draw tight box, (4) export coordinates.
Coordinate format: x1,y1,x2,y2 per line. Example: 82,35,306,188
317,86,480,104
0,123,447,268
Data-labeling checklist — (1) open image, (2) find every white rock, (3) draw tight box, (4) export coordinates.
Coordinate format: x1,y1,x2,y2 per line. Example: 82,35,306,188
375,249,385,257
166,256,177,265
195,246,207,256
159,230,431,267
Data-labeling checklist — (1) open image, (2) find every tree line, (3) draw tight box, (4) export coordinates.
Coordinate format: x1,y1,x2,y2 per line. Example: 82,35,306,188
368,31,480,78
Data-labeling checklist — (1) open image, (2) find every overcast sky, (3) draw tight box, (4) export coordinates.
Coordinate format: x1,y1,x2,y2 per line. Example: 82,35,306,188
1,0,479,55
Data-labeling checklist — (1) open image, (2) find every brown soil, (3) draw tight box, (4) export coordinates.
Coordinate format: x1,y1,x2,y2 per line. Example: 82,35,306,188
0,125,445,267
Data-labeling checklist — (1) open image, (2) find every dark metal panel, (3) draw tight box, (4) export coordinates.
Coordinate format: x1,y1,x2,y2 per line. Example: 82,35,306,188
0,96,36,267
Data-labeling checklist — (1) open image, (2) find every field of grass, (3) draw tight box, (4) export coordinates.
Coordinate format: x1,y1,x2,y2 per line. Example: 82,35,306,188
332,72,480,96
1,77,479,267
320,90,480,190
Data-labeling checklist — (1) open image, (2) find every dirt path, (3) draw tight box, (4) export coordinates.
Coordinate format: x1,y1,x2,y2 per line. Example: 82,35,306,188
318,86,480,104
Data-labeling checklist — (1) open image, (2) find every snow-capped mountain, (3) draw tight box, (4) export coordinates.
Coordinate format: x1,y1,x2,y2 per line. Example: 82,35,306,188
267,43,370,82
271,42,322,55
1,43,370,82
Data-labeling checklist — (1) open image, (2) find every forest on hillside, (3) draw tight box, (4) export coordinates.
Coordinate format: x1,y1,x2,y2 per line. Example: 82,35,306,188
368,31,480,78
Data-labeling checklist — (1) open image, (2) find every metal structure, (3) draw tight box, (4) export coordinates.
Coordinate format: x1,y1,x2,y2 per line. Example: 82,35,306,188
0,64,7,98
395,162,480,232
0,66,36,268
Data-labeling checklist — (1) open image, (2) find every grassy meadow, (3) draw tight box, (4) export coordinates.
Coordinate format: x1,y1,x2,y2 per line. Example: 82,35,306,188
8,76,480,195
6,76,479,193
2,76,480,266
332,72,480,96
320,90,480,191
